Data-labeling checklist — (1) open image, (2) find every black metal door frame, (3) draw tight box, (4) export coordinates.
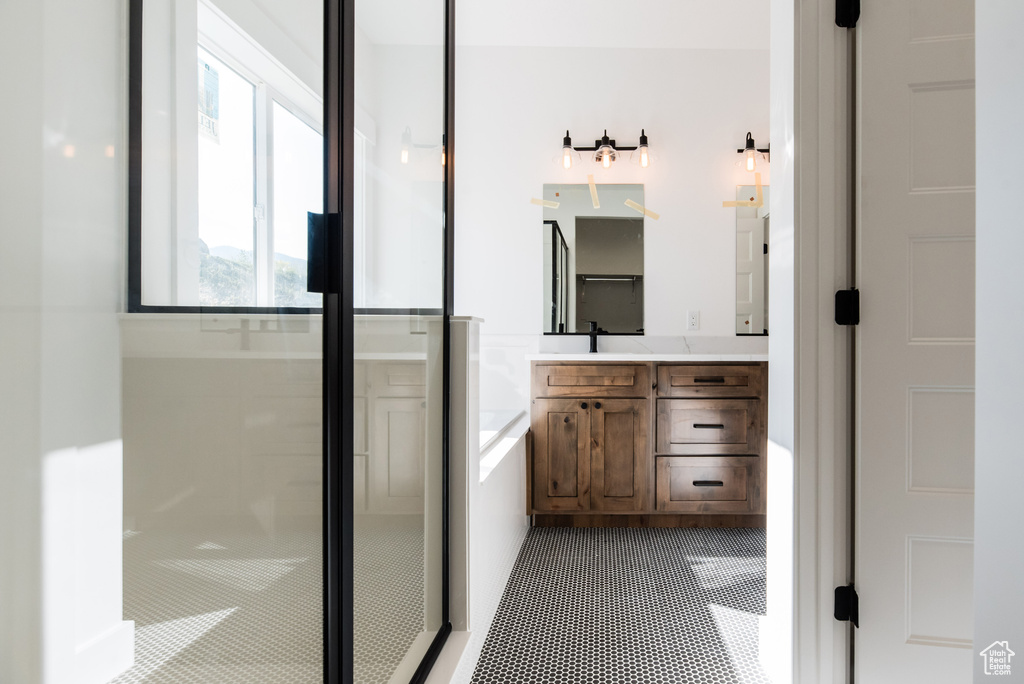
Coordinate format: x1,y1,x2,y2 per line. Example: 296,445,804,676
324,0,455,680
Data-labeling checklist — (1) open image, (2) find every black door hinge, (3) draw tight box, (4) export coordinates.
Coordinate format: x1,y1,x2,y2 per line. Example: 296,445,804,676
763,243,768,255
835,585,859,627
835,288,860,325
836,0,860,28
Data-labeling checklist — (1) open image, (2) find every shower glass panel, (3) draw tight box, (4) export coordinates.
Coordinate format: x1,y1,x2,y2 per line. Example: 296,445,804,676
120,0,324,680
353,0,448,679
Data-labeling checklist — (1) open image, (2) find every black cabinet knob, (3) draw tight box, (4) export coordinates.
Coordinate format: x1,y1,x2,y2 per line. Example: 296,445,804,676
581,402,588,409
594,402,602,409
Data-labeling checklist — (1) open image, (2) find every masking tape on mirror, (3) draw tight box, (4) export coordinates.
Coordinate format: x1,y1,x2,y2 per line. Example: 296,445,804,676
530,198,560,208
624,198,660,220
588,175,600,209
722,173,765,208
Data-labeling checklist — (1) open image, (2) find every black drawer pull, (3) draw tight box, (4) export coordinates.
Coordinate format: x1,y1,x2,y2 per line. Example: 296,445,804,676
581,402,588,409
693,423,725,430
693,480,724,487
564,417,570,423
693,377,726,383
594,402,602,409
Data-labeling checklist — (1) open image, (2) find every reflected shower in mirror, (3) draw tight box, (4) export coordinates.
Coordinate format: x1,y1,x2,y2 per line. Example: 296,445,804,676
735,184,770,335
542,184,644,334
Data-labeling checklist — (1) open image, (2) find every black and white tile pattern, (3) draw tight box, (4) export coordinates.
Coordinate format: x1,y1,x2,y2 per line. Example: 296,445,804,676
110,514,425,684
471,527,770,684
353,514,426,684
112,527,323,684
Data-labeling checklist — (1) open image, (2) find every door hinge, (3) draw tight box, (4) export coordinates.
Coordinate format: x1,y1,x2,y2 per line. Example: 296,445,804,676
834,585,859,627
835,0,860,28
835,288,860,326
763,243,768,255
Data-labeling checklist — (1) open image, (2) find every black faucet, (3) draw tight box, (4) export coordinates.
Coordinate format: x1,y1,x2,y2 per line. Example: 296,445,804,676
588,321,599,353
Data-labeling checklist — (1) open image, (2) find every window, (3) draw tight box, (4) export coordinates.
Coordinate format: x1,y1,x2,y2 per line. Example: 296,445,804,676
133,0,323,311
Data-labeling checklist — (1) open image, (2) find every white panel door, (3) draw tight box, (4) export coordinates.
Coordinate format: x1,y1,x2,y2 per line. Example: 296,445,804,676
736,217,765,334
857,1,975,681
370,397,426,513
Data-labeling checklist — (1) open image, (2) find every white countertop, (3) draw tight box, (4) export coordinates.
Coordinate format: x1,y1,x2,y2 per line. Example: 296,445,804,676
527,353,768,362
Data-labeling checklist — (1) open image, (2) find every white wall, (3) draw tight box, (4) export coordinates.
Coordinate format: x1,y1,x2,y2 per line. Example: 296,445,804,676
764,1,796,676
448,320,530,683
0,0,131,680
974,2,1024,679
455,46,770,336
764,0,852,682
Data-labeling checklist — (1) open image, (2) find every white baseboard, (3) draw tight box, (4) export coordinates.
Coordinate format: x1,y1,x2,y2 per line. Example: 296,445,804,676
76,620,134,684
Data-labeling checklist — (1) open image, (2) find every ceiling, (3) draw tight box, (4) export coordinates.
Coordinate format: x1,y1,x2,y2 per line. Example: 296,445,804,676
358,0,769,50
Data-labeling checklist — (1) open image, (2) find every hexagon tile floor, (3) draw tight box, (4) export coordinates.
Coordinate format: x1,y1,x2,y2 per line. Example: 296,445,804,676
110,514,424,684
470,527,771,684
110,527,324,684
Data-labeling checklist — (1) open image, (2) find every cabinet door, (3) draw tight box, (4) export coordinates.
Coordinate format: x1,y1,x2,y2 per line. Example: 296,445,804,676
531,398,590,511
369,397,425,513
591,398,649,512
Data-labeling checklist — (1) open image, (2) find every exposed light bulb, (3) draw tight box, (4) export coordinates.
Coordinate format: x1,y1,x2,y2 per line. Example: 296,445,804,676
441,147,446,166
562,130,573,169
638,129,649,169
597,130,613,169
746,148,756,172
744,131,756,172
401,147,409,164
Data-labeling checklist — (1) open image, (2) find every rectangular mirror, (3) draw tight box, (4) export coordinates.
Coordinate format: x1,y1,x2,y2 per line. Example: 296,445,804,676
542,184,644,334
735,184,769,335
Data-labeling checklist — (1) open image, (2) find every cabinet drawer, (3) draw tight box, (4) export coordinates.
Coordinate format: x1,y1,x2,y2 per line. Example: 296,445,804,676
533,364,651,398
656,364,764,398
656,456,759,513
656,399,761,455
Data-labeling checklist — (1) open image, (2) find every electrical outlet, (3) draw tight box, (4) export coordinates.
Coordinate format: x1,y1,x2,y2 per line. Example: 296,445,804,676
687,310,700,331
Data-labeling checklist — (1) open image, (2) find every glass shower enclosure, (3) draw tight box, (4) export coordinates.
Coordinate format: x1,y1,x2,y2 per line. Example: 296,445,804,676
123,0,453,681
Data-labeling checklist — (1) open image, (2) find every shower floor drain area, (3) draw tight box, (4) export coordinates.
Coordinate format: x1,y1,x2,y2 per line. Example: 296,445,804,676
470,527,770,684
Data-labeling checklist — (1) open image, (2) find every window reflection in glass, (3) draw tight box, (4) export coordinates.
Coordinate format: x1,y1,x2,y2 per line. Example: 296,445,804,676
197,47,256,306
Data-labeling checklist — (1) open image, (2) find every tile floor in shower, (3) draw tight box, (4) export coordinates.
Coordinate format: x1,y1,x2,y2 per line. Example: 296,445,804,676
112,514,424,684
470,526,770,684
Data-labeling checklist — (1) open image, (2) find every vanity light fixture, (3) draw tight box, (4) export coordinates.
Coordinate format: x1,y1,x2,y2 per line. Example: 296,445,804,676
562,129,650,169
739,132,770,171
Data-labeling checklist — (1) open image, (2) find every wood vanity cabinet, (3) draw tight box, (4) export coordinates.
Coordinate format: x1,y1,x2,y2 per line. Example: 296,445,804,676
530,364,651,513
529,361,766,526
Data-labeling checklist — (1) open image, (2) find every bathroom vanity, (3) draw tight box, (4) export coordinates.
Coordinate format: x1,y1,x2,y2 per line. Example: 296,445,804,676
528,358,767,527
